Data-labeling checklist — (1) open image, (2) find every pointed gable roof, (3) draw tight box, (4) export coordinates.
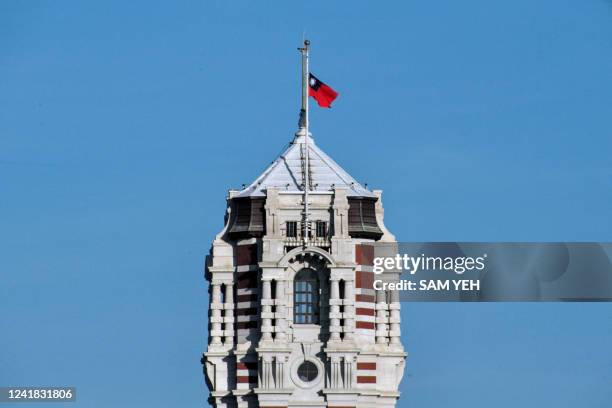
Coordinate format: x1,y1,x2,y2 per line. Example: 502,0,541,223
236,130,375,198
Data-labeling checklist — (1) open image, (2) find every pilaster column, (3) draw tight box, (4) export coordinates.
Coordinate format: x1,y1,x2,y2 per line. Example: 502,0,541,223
261,279,273,342
211,282,223,345
329,278,341,342
275,356,285,388
331,188,350,239
375,288,388,345
388,288,401,345
328,356,342,388
223,283,234,346
259,355,273,389
343,279,355,341
274,280,287,342
343,357,354,388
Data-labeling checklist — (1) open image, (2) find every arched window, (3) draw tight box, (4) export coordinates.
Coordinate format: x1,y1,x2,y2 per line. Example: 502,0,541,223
294,268,319,324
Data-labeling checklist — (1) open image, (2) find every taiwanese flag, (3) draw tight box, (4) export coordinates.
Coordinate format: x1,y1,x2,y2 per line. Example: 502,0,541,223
309,73,338,108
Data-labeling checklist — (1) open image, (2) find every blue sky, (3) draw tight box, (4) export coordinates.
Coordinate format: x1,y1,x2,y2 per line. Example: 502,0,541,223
1,1,611,407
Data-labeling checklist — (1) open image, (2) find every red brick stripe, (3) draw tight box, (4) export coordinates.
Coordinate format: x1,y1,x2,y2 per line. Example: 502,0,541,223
355,244,374,266
355,294,375,303
236,272,258,289
235,307,258,316
357,376,376,384
236,361,258,370
236,321,258,329
236,293,258,302
355,271,374,289
236,375,258,384
356,307,375,316
357,362,376,370
356,321,375,330
236,244,258,266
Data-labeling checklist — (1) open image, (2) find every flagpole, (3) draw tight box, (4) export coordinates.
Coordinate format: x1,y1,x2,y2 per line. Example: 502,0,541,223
300,39,310,246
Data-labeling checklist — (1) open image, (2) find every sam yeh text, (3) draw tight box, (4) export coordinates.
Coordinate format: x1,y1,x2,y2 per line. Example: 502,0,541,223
374,279,480,292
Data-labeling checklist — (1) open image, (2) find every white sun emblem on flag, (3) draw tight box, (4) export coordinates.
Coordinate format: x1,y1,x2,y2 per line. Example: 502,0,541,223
310,78,316,86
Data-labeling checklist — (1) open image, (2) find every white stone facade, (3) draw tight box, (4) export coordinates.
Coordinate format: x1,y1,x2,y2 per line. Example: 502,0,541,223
203,130,406,408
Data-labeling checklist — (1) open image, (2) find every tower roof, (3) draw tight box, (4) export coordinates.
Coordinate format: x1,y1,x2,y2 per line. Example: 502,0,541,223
236,129,375,198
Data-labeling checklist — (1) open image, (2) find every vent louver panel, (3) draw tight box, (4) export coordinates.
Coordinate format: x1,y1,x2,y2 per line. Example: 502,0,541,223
228,197,265,239
347,197,383,240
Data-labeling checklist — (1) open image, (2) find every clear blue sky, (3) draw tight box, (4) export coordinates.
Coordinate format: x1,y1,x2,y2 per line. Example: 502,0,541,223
1,1,611,407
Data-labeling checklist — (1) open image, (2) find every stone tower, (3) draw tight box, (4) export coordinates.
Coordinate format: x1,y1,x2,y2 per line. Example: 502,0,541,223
202,125,407,408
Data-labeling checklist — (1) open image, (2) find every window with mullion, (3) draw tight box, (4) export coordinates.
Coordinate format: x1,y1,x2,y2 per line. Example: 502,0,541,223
315,221,327,238
286,221,298,238
294,268,320,324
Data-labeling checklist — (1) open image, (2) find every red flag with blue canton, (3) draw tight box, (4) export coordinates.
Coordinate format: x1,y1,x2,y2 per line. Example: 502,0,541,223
308,73,338,108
